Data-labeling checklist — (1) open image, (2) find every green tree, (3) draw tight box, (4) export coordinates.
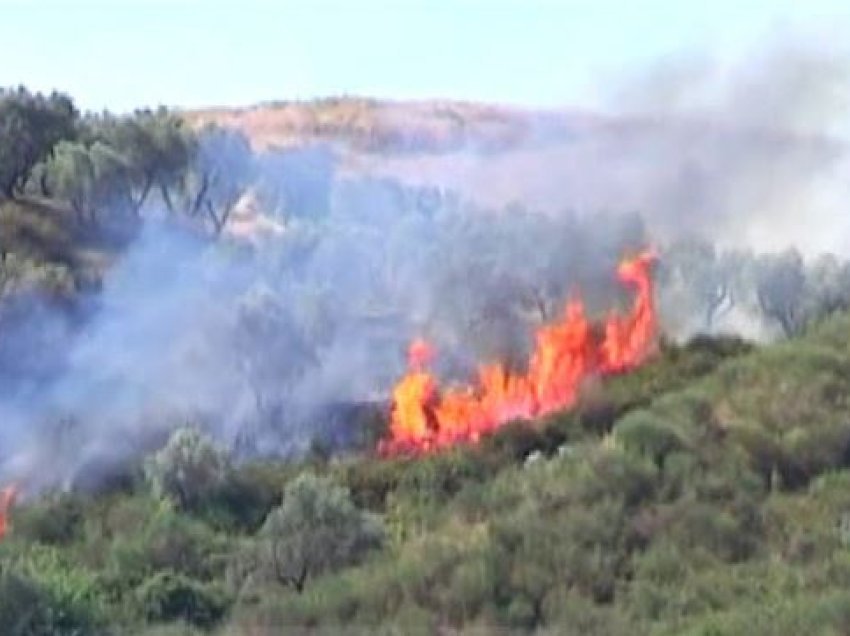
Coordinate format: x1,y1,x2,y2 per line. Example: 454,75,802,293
135,571,228,629
803,253,850,324
45,140,133,224
660,239,743,332
251,474,384,592
93,108,194,216
0,87,78,198
144,427,229,511
755,248,807,337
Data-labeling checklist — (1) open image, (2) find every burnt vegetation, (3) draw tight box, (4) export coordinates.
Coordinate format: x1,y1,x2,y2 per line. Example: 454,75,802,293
5,87,850,635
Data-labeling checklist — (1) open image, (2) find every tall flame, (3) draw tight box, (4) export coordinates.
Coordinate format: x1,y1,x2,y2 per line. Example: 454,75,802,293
0,485,18,540
380,250,657,454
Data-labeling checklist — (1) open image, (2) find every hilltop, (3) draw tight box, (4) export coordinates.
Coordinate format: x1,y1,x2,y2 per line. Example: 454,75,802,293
184,98,847,254
184,97,588,153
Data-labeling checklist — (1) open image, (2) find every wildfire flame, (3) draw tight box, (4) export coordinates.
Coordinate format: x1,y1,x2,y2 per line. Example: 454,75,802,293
381,249,658,454
0,485,18,540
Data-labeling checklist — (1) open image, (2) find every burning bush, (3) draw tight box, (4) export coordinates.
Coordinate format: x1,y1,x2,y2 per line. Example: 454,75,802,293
382,249,658,454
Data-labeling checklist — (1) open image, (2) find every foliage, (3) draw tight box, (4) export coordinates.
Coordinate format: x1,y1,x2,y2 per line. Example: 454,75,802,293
11,493,86,546
0,252,75,299
243,474,384,593
0,544,107,634
4,318,850,632
0,87,78,198
661,237,850,339
144,427,230,511
135,571,228,629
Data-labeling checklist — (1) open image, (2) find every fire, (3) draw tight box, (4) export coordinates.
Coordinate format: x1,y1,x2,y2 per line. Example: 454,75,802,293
381,250,657,454
0,485,18,540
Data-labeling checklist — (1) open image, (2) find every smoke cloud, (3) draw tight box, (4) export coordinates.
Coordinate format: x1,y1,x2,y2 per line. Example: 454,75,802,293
364,37,850,254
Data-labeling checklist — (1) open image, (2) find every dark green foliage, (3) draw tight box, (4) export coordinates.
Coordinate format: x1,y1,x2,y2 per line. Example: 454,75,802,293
0,87,78,199
241,474,384,593
92,108,194,214
0,546,106,634
11,493,86,546
194,465,280,533
135,571,228,629
614,412,684,468
105,506,228,585
0,570,50,636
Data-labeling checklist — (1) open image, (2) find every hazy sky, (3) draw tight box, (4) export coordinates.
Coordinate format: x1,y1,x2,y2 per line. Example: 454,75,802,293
1,0,848,111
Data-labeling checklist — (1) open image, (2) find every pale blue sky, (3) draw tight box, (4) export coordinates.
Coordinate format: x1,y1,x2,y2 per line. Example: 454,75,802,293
1,0,848,112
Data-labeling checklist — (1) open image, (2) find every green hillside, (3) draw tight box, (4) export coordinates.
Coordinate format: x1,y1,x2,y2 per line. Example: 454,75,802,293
4,314,850,634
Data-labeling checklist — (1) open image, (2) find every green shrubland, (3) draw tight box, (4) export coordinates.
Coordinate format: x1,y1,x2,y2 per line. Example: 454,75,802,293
4,314,850,633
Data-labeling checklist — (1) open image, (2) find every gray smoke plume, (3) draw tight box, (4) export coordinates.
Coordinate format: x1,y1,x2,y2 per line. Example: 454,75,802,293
0,176,646,490
365,38,850,254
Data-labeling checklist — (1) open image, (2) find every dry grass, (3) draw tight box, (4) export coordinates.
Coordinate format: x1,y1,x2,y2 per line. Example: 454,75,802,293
183,97,540,153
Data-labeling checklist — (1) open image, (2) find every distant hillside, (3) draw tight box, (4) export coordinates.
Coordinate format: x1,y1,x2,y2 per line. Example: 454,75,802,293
185,98,847,257
184,97,603,154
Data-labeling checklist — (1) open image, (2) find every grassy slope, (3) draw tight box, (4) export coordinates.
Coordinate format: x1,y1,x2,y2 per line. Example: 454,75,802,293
183,98,543,153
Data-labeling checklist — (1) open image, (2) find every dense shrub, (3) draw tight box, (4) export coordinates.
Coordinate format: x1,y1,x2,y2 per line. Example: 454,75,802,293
135,571,228,628
242,474,384,593
11,493,87,546
106,506,229,585
144,427,230,511
0,545,106,634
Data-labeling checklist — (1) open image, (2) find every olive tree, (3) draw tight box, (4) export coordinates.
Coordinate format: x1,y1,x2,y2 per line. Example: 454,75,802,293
804,253,850,322
165,126,255,236
660,239,741,333
0,87,78,198
249,474,384,592
44,140,134,225
144,427,229,511
755,248,807,337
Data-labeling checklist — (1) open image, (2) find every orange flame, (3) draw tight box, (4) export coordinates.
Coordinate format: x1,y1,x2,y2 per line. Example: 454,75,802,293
0,485,19,540
380,250,657,454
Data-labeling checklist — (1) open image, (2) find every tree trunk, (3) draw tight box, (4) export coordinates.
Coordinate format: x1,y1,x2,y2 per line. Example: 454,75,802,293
1,181,16,200
130,174,154,217
39,170,51,197
205,199,236,238
160,184,177,215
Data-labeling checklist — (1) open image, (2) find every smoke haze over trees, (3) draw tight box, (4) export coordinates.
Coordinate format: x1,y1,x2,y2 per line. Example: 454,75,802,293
2,30,850,633
3,52,850,487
